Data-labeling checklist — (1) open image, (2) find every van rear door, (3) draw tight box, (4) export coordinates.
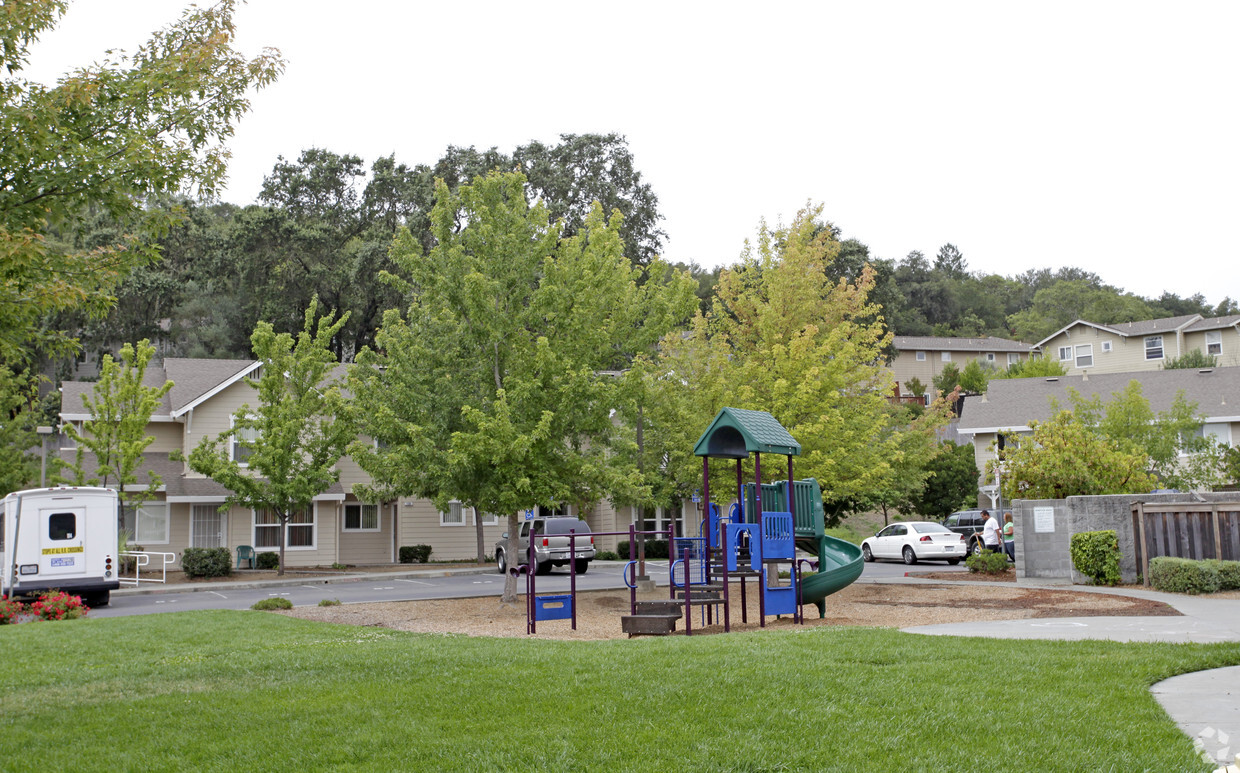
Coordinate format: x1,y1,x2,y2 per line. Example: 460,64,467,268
39,505,88,579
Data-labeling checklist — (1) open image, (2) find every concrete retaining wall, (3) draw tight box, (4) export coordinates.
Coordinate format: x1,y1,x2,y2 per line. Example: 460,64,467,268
1013,493,1239,584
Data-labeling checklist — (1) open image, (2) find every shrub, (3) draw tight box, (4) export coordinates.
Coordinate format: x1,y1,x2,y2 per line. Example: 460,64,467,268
1149,557,1221,595
331,562,347,570
966,550,1011,574
256,552,280,570
28,591,88,621
616,540,670,560
596,551,619,561
318,599,342,607
399,545,432,564
1214,560,1240,591
181,547,233,578
251,597,293,610
1069,530,1121,586
0,596,24,625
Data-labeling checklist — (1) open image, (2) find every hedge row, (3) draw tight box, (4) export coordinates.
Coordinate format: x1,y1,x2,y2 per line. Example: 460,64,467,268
1148,557,1240,595
399,545,432,564
615,540,670,560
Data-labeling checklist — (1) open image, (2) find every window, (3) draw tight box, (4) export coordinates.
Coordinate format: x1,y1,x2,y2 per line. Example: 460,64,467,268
122,503,169,544
915,351,926,361
48,512,76,540
230,416,259,466
288,509,315,547
475,511,499,526
1101,341,1112,353
1206,331,1222,356
253,507,316,549
1058,346,1072,361
440,501,468,526
941,352,951,362
343,503,379,532
1145,335,1164,360
1008,353,1020,365
985,353,996,363
254,510,280,548
1074,344,1093,368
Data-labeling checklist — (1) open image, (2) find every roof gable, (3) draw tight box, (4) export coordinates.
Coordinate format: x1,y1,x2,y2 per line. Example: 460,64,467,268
693,407,801,458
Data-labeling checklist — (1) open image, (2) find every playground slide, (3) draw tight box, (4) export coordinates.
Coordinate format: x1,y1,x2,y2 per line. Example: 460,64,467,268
798,535,864,610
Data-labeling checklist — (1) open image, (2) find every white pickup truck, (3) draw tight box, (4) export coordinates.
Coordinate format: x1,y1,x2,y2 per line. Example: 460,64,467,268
1,487,121,606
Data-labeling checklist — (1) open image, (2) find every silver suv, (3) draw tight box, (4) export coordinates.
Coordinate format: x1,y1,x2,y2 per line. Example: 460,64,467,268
495,517,595,576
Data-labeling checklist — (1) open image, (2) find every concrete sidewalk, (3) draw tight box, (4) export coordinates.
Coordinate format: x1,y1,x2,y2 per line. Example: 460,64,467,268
901,583,1240,768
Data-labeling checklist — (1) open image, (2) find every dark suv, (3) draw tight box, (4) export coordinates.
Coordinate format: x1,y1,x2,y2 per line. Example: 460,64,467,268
942,510,990,556
495,517,595,576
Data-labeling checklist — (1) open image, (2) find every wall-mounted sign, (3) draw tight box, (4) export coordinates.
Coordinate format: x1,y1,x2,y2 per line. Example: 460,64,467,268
1034,506,1055,533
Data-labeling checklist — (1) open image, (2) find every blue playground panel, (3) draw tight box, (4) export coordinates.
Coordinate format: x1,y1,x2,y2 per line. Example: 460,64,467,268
533,594,573,621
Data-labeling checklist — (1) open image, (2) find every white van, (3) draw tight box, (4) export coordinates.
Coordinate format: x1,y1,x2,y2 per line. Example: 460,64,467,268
1,487,121,606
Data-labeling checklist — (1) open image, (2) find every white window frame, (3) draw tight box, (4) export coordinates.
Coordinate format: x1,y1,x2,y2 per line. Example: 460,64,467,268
343,502,380,532
985,353,996,363
941,352,951,362
230,415,259,467
1074,344,1093,369
915,351,926,361
1008,353,1020,365
1206,331,1222,356
439,501,469,526
252,505,317,550
1101,341,1112,353
1145,335,1164,361
474,510,499,526
1058,346,1072,362
125,502,170,545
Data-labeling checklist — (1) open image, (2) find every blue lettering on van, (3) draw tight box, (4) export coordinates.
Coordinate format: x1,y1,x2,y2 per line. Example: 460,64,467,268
50,557,76,568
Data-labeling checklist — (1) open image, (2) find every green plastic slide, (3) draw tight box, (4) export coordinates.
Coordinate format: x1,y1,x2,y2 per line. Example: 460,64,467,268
797,534,864,616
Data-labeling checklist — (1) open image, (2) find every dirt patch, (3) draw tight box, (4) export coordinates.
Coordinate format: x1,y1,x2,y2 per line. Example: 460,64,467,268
280,580,1181,641
908,570,1016,582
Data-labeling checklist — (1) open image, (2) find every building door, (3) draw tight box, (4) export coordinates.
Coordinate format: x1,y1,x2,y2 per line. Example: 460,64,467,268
191,505,226,548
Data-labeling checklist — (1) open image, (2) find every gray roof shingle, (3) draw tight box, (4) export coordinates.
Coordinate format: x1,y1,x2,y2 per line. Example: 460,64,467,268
958,368,1240,432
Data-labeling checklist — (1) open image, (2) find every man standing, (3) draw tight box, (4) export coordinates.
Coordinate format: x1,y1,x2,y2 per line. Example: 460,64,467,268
981,510,1002,554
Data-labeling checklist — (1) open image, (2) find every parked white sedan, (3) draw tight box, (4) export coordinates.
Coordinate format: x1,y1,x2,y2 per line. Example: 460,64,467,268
861,521,967,565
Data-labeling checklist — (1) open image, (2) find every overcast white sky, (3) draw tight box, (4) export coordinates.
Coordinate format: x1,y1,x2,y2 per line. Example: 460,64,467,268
23,1,1240,307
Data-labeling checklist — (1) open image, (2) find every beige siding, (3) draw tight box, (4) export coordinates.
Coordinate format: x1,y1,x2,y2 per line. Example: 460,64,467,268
1043,325,1189,375
889,350,1024,396
181,379,260,478
1184,328,1240,368
338,499,393,565
395,499,509,561
146,422,183,453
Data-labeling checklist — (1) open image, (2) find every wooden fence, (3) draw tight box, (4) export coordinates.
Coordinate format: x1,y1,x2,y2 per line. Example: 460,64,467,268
1131,502,1240,586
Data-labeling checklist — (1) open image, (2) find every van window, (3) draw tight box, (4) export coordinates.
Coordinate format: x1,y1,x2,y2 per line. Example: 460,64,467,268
48,512,76,540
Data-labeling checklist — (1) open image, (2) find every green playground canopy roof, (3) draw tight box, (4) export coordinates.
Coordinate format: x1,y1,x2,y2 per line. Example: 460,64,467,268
692,407,801,459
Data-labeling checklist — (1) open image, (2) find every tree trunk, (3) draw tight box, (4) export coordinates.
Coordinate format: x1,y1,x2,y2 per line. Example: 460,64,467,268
500,512,520,603
277,511,287,576
474,508,486,565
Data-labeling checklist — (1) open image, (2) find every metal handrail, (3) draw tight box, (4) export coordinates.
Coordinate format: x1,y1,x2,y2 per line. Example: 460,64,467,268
118,550,176,586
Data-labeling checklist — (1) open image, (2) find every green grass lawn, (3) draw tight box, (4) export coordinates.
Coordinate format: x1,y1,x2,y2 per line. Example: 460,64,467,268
2,611,1237,771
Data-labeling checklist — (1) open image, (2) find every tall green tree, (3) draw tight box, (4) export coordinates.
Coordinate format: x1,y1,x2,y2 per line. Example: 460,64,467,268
914,441,979,518
349,171,694,602
998,410,1154,499
184,300,354,575
0,0,280,479
61,340,172,519
0,0,282,367
655,205,902,518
